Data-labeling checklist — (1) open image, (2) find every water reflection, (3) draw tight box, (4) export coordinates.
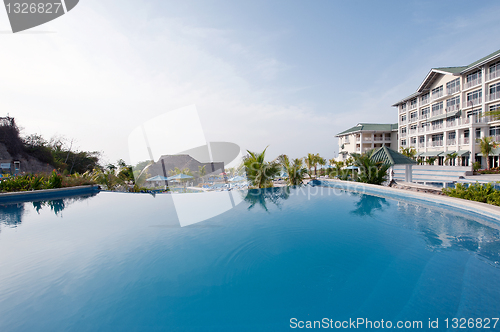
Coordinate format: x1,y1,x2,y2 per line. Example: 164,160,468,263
394,201,500,265
0,193,98,227
350,193,389,217
242,187,291,212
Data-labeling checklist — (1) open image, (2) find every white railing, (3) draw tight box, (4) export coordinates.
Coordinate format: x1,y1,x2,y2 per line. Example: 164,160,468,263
400,120,407,125
431,110,443,117
463,137,470,144
447,139,456,145
432,123,443,130
431,141,443,147
470,115,491,123
462,98,482,108
487,91,500,102
410,117,418,123
488,70,500,81
400,132,407,137
447,85,460,95
421,113,430,119
374,136,383,141
465,77,482,89
410,129,417,135
421,98,430,106
384,136,391,140
431,91,444,101
356,137,360,142
446,120,456,127
446,104,460,112
418,143,425,148
363,137,372,141
418,127,427,133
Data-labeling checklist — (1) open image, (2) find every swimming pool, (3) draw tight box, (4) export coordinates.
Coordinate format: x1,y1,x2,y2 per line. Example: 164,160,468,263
0,187,499,331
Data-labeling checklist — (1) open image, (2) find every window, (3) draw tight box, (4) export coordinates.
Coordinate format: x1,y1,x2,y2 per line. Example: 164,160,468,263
410,111,418,121
401,139,407,146
448,132,456,140
446,78,460,95
432,101,443,116
466,89,482,106
446,116,457,127
490,103,500,113
489,61,500,80
410,137,416,144
464,130,469,138
419,136,425,143
489,82,500,101
385,133,391,139
431,119,443,130
421,93,430,104
401,127,407,134
421,107,430,119
476,128,481,139
431,85,443,99
490,126,500,136
466,70,482,88
410,98,417,109
446,96,460,111
431,134,443,146
400,104,407,111
400,114,407,122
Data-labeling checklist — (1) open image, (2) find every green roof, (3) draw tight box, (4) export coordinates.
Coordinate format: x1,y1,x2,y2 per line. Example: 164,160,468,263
336,123,398,136
433,66,467,74
463,49,500,71
370,146,417,165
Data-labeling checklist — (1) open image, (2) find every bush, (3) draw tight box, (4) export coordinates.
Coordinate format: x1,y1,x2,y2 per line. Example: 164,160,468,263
443,183,500,206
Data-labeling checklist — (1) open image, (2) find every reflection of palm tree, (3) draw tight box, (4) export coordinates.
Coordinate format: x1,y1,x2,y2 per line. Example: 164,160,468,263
350,194,389,216
242,187,291,212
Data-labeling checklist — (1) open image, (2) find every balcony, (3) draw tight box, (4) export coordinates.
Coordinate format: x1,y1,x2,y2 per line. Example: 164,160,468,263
400,120,407,125
487,91,500,102
432,123,443,130
418,143,425,148
447,86,460,95
431,110,443,117
463,137,470,144
374,136,383,141
447,139,456,146
418,127,427,133
421,98,430,106
445,104,460,113
410,117,418,123
400,132,407,137
409,143,416,148
431,141,444,147
431,91,444,101
399,107,407,114
446,120,456,128
470,115,491,123
464,77,482,89
409,129,417,135
488,70,500,81
462,98,482,108
409,104,417,110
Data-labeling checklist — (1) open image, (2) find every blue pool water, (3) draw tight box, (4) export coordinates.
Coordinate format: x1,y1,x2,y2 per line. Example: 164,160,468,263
0,188,499,331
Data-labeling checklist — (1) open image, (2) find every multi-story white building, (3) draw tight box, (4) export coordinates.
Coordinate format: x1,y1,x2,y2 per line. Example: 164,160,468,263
336,123,398,161
393,49,500,168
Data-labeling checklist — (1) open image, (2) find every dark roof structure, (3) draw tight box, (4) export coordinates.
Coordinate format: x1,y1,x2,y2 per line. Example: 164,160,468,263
336,123,398,136
370,146,417,165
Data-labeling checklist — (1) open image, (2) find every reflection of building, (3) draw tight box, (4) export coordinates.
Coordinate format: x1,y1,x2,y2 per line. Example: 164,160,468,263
145,155,224,178
335,123,398,161
392,49,500,168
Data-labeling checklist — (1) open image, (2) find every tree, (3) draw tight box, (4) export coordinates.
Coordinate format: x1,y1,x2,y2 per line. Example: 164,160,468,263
304,153,316,178
243,147,280,188
425,157,437,165
400,147,417,159
445,152,458,166
354,153,391,185
277,154,307,186
478,136,497,170
317,157,326,176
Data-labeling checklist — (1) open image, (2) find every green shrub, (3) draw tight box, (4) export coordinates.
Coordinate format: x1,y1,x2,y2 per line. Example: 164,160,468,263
443,183,500,206
46,171,63,189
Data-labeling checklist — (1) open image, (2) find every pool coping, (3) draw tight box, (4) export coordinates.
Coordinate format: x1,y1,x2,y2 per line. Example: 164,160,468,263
0,185,101,204
313,179,500,222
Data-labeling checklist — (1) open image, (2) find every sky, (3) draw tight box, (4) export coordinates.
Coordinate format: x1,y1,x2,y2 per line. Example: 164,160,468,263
1,0,500,166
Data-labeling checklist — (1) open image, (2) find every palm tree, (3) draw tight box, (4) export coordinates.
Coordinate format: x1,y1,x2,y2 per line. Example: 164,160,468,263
445,152,458,166
478,136,496,170
198,165,207,182
317,157,326,176
425,157,437,165
354,154,391,185
304,153,316,178
328,158,336,166
277,154,307,186
400,147,417,159
243,147,280,188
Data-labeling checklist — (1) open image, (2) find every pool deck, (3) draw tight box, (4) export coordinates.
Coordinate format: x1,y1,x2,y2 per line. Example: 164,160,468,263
314,179,500,223
0,185,101,203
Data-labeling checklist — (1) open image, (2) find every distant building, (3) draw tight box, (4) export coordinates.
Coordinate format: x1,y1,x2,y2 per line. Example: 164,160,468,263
335,123,398,161
392,49,500,168
145,154,224,178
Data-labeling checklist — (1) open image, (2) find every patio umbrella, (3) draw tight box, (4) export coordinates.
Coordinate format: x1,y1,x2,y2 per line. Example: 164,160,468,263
167,173,194,181
146,175,170,181
345,165,358,170
229,175,246,182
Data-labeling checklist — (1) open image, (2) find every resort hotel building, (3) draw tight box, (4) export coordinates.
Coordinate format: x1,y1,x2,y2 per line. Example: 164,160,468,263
392,49,500,168
335,123,398,161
